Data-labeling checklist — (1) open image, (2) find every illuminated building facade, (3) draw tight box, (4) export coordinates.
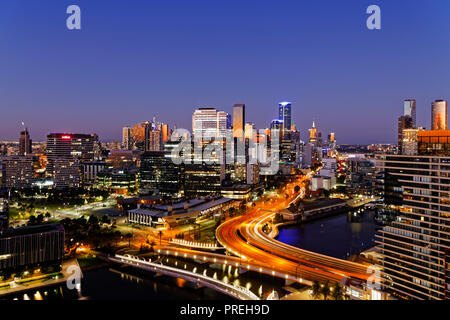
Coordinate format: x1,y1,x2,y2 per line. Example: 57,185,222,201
1,155,39,188
404,99,417,128
46,133,98,162
398,115,413,154
146,129,161,151
19,128,32,156
82,161,107,185
161,123,169,143
418,130,450,156
192,108,228,141
233,104,245,139
376,153,450,300
96,168,138,195
184,163,224,197
140,151,183,197
244,123,255,141
52,158,81,189
431,100,448,130
309,121,318,144
122,126,133,150
278,101,292,131
0,188,9,230
401,128,424,156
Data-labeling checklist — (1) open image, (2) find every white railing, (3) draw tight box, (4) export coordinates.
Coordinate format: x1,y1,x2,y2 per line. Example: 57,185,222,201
113,254,260,300
170,239,222,250
155,248,312,286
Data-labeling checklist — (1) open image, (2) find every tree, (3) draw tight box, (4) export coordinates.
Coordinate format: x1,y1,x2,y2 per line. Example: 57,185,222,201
101,215,110,224
27,215,36,226
36,214,44,224
321,280,331,300
331,282,345,300
311,280,321,299
0,269,12,281
294,185,301,194
88,215,99,225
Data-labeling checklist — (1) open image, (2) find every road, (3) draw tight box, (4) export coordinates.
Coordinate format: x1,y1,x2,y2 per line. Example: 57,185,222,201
216,173,380,285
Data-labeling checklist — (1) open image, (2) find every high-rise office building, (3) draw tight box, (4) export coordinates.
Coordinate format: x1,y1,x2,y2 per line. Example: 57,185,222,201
401,128,423,156
52,158,81,189
192,108,228,140
278,102,292,131
132,122,149,151
184,163,224,197
376,148,450,300
244,123,255,141
161,123,169,143
397,115,413,153
327,132,336,156
19,128,32,156
309,121,318,144
431,100,448,130
404,99,417,128
122,127,133,150
146,129,161,152
1,155,38,188
233,104,245,139
46,133,98,184
140,151,184,197
46,133,98,162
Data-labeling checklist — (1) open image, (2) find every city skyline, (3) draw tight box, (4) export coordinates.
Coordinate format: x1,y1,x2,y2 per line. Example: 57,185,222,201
2,1,450,143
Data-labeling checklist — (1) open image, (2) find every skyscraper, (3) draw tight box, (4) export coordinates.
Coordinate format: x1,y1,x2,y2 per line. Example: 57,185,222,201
192,108,228,140
431,100,448,130
233,104,245,139
244,123,255,141
376,144,450,300
308,121,318,144
278,101,292,131
397,115,413,154
161,123,169,143
19,128,32,156
122,127,132,150
404,99,417,128
132,122,149,151
46,133,98,162
146,129,161,151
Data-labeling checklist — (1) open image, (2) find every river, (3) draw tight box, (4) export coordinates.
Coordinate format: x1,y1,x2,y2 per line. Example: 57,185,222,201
276,209,379,259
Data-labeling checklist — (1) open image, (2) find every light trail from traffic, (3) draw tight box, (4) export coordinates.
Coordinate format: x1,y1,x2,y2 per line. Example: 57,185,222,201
216,173,380,285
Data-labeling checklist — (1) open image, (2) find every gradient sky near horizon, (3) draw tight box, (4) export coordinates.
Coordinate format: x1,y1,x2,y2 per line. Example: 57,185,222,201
1,0,450,144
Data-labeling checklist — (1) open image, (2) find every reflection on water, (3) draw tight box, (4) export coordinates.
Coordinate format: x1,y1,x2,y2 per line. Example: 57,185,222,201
2,266,232,300
277,210,379,259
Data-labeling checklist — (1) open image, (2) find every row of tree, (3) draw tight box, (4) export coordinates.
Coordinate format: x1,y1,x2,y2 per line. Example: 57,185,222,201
311,280,345,300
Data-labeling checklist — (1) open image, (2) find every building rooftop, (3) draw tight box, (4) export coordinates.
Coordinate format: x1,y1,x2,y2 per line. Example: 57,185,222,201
0,223,64,238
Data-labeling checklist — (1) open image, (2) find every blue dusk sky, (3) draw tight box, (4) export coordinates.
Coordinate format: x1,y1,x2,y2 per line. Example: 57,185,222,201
1,0,450,143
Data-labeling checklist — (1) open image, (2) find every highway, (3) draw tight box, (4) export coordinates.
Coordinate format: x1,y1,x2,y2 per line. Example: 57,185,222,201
216,174,380,285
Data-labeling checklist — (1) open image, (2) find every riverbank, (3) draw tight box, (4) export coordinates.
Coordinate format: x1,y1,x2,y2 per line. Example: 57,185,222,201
0,259,79,298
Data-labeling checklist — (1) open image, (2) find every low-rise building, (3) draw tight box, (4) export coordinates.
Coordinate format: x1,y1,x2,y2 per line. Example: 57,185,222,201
0,224,65,270
128,197,236,228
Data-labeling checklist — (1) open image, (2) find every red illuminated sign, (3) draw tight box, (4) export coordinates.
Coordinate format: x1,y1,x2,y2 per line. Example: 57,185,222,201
61,135,72,140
